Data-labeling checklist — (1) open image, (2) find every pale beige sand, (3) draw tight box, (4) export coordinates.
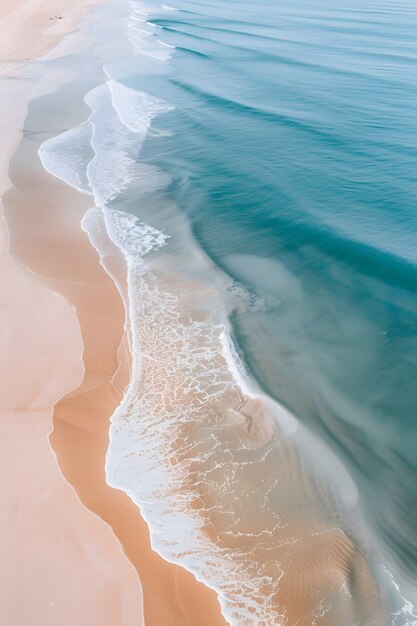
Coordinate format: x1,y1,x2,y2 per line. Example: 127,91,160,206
0,2,143,625
4,130,386,626
0,0,100,67
4,135,229,626
0,3,387,625
0,3,228,622
0,233,143,625
104,256,388,625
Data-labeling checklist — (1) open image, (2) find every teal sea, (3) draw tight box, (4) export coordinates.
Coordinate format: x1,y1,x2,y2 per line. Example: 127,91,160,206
137,0,417,585
36,0,417,622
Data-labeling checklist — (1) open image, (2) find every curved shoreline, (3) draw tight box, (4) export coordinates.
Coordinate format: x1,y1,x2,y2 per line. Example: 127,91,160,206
23,1,390,622
1,1,409,625
0,2,145,625
2,3,229,623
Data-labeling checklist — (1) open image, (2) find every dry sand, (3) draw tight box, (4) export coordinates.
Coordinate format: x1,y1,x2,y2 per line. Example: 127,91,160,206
4,124,228,626
0,1,227,625
0,3,386,626
0,233,144,626
0,2,145,626
0,0,100,67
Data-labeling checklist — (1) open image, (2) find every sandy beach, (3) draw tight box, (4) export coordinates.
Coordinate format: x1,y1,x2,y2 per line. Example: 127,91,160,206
0,2,144,625
1,1,397,624
0,1,226,625
0,0,100,65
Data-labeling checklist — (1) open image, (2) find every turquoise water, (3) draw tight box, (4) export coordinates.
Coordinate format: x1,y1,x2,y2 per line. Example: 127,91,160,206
134,0,417,581
35,0,417,621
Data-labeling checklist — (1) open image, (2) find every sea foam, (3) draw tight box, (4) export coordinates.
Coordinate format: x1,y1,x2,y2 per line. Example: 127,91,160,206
107,78,174,135
126,0,174,60
36,0,414,623
39,122,93,193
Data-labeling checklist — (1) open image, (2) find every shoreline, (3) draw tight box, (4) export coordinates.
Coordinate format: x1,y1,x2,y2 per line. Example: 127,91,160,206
19,2,388,622
1,1,228,624
0,2,145,626
1,1,400,624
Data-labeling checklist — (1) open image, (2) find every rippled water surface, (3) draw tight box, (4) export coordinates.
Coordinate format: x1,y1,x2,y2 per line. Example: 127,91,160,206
137,0,417,581
37,0,417,622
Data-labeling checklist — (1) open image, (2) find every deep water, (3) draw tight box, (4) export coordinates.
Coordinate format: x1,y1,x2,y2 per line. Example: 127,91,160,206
34,0,417,619
130,0,417,587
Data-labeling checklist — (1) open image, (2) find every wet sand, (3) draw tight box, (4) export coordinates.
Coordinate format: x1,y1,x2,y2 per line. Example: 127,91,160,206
0,3,144,626
0,237,144,625
4,131,228,626
0,1,227,625
103,238,388,625
1,2,389,625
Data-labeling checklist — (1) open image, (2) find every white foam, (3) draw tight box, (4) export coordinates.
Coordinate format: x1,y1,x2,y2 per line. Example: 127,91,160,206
126,0,173,60
35,3,288,620
157,39,175,48
36,0,413,622
104,208,169,261
219,327,254,399
102,207,285,625
131,42,172,61
101,199,389,625
383,567,417,626
81,77,173,206
87,95,136,206
38,122,94,194
107,78,174,135
81,207,120,261
39,83,172,209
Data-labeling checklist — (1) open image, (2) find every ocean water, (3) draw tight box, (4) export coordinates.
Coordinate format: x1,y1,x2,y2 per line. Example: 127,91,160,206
37,0,417,623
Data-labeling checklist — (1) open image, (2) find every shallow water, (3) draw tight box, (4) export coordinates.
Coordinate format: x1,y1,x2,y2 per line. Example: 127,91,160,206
35,0,417,623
